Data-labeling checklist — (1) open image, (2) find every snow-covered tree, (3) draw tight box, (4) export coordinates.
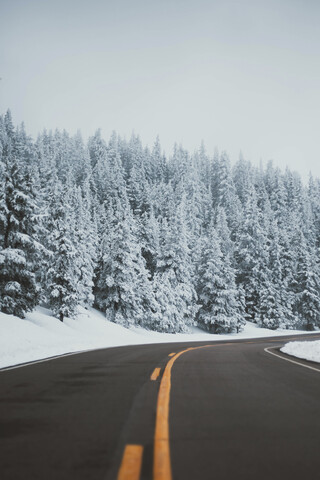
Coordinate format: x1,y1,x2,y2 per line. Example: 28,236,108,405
94,200,156,328
196,223,244,333
45,188,79,322
153,199,198,332
294,236,320,330
71,184,97,307
2,109,320,335
0,112,41,317
235,186,269,322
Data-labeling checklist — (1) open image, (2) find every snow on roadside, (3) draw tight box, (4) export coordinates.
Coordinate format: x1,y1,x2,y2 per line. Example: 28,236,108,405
281,340,320,364
0,306,315,369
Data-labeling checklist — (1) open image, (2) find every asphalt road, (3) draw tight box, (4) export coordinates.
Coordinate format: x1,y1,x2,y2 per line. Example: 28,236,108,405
1,333,320,480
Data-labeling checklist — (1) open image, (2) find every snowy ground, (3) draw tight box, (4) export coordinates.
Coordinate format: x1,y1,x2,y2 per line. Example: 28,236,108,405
281,340,320,364
0,306,316,369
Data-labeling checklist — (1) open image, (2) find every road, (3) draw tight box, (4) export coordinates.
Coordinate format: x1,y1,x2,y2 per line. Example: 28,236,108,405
1,333,320,480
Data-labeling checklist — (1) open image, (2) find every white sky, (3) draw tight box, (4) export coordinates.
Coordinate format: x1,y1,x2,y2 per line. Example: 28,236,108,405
1,0,320,179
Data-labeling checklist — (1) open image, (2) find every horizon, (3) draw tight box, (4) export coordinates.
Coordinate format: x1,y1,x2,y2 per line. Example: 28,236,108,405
1,106,313,184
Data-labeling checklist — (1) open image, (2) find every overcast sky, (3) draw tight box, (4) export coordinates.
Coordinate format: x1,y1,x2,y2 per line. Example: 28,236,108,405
1,0,320,179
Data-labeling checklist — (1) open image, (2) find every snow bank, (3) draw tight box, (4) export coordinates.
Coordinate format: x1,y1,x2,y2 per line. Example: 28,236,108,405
281,340,320,363
0,306,313,369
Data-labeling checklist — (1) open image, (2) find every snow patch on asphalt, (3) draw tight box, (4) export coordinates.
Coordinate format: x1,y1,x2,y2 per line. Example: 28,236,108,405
281,340,320,364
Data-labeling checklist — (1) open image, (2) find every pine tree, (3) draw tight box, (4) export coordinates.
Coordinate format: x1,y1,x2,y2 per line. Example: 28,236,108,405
232,153,255,206
94,201,156,328
72,184,97,307
127,134,150,215
0,112,41,318
46,189,79,322
139,207,160,279
152,268,182,332
3,109,320,335
215,207,234,258
294,236,320,330
154,200,198,333
197,223,244,333
235,186,269,322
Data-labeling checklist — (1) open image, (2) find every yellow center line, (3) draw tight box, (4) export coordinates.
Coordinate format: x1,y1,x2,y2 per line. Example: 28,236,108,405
153,344,214,480
168,353,176,357
151,367,161,381
117,444,143,480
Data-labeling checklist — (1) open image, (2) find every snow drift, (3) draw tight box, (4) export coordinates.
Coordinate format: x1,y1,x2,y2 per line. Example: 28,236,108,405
0,306,314,370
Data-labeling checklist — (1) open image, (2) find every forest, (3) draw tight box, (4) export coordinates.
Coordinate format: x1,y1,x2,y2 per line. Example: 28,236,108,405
1,109,320,333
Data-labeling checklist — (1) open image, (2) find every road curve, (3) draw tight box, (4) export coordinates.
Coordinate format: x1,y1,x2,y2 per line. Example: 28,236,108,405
1,333,320,480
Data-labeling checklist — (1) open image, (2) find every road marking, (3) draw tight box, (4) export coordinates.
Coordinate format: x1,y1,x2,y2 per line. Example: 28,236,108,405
168,353,176,357
0,349,97,372
264,347,320,373
117,444,143,480
151,368,161,381
2,334,319,373
153,344,214,480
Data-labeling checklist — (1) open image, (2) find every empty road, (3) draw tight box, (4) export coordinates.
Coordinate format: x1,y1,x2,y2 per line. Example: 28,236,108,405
1,333,320,479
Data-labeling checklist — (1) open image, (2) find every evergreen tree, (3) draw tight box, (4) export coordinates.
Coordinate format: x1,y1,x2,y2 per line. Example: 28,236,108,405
94,200,156,328
154,201,198,333
139,207,160,279
235,186,269,322
72,184,97,307
3,109,320,335
197,223,244,333
127,134,150,215
0,112,41,317
46,189,79,321
294,236,320,330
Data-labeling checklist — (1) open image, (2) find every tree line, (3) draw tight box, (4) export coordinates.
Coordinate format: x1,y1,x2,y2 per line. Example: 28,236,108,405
1,109,320,332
